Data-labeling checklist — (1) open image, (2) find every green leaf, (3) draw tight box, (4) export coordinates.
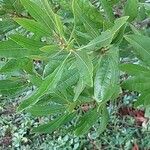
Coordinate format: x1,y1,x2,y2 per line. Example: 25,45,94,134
124,0,138,22
28,74,43,87
14,18,50,36
56,68,79,91
94,46,119,102
73,78,85,101
36,93,68,106
122,76,150,92
0,58,34,74
27,104,65,116
17,53,71,112
120,64,150,76
52,67,79,101
20,0,54,34
74,109,99,136
124,34,150,66
74,51,93,87
99,0,115,22
43,53,67,77
72,0,103,38
0,40,42,58
39,0,65,37
77,17,128,52
10,34,45,50
0,78,29,96
40,45,59,53
129,24,141,35
78,31,112,51
0,19,18,34
111,16,129,37
54,14,65,38
134,90,150,107
32,112,76,133
0,59,20,73
98,106,109,134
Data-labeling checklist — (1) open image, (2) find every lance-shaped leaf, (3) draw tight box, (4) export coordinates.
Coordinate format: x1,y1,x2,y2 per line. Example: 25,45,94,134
122,76,150,92
120,64,150,76
27,104,66,116
20,0,54,32
17,53,71,112
28,74,43,87
0,58,34,74
14,18,50,36
0,78,29,96
77,31,112,51
43,53,67,77
134,90,150,107
10,34,45,50
94,47,119,102
111,16,129,38
40,0,65,36
77,17,128,52
124,34,150,66
98,105,109,134
0,40,42,58
0,59,19,73
121,63,150,108
72,0,103,38
54,14,65,38
74,109,99,136
99,0,115,22
129,24,141,35
56,68,79,91
32,112,76,133
51,67,79,101
74,51,93,87
124,0,138,22
73,78,85,101
0,19,18,34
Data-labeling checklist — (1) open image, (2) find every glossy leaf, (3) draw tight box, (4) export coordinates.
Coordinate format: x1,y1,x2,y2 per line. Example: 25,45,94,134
27,104,65,116
32,112,76,133
14,18,50,36
99,0,115,22
124,0,138,22
120,64,150,76
73,78,85,101
0,40,42,58
17,53,71,111
122,76,150,92
0,78,29,96
134,91,150,107
10,34,45,50
74,109,99,136
98,106,109,134
74,51,93,87
20,0,54,34
0,58,34,74
94,47,119,102
72,0,103,38
111,16,129,37
124,34,150,66
78,31,112,51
